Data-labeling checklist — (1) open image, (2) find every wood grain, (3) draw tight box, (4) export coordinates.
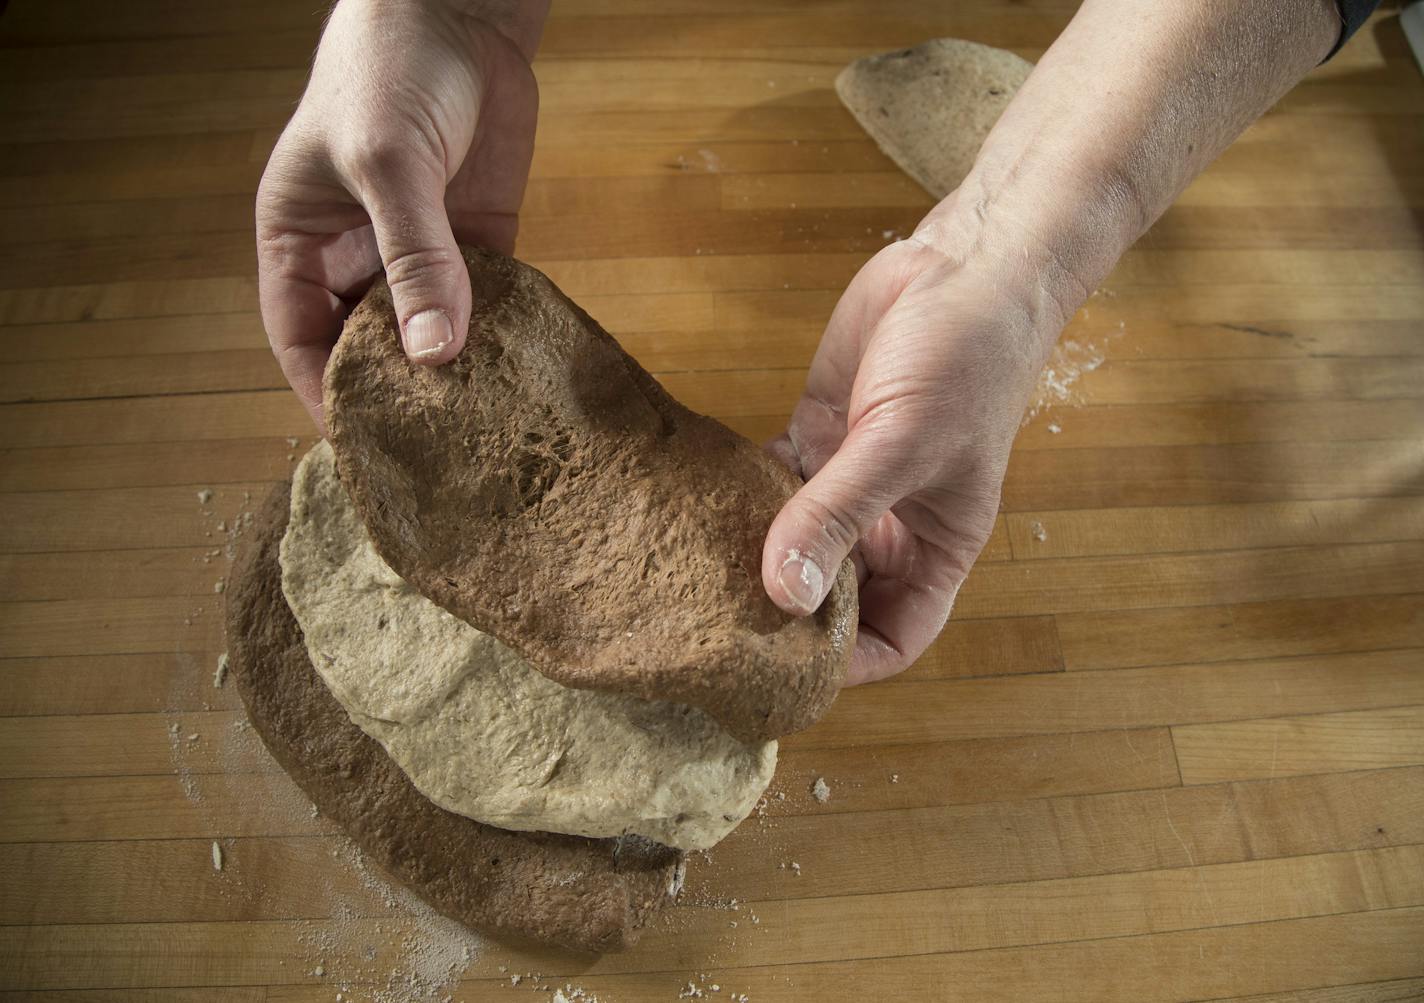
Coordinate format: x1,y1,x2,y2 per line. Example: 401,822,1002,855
1,1,1421,999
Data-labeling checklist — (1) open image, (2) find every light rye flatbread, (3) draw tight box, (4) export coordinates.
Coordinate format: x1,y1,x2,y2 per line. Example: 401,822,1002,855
226,480,681,953
280,442,775,851
835,38,1033,199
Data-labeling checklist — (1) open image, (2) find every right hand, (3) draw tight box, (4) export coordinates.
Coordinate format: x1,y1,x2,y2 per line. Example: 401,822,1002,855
761,194,1081,687
256,0,540,431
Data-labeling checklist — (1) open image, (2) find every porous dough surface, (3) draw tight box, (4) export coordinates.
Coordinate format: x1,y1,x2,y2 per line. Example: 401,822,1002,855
322,247,856,744
279,442,775,851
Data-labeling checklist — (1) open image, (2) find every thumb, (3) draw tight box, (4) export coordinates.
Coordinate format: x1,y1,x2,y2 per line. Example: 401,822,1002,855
761,421,918,616
361,157,471,366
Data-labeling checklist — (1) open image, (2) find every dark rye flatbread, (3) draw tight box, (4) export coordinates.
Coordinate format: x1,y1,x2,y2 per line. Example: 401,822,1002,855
226,480,681,953
323,248,856,743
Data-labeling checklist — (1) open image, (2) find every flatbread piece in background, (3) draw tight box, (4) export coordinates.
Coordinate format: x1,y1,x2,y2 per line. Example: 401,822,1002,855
835,38,1034,199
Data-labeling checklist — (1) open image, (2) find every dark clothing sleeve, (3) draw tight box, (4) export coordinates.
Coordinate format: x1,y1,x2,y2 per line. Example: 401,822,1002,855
1328,0,1384,58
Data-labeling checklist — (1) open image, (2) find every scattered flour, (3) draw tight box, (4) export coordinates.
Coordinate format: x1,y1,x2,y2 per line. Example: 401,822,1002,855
551,986,603,1003
171,471,796,1003
1023,309,1125,426
1028,338,1105,419
167,486,485,1003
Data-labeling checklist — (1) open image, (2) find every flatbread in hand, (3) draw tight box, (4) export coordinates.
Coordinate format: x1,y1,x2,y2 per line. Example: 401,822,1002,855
323,248,856,743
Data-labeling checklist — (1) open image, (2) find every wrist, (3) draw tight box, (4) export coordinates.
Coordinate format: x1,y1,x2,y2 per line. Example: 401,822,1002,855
912,146,1141,340
338,0,549,59
443,0,549,58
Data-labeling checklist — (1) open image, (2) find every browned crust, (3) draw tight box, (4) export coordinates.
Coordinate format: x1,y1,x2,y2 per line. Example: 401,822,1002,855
324,247,856,742
225,480,680,953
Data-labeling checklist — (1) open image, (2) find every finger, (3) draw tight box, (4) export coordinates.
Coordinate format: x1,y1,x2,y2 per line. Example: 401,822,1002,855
256,235,352,434
261,276,344,433
357,156,471,366
851,546,869,588
446,32,538,254
762,432,804,478
782,246,921,482
761,422,920,616
844,498,990,685
844,573,958,686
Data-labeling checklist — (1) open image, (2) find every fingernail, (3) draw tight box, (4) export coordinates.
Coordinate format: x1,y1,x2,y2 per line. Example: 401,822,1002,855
778,548,825,614
404,309,453,360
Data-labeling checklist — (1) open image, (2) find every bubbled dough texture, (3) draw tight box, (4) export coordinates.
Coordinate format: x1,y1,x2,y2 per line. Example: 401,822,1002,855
323,248,856,744
280,442,775,851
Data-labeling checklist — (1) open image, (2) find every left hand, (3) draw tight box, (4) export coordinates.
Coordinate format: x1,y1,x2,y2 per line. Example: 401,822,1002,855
761,208,1077,685
255,0,541,432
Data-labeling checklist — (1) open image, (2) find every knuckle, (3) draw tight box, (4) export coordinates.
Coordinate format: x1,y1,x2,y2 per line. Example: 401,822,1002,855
334,136,410,189
332,109,445,195
898,489,999,587
382,245,461,293
796,494,864,559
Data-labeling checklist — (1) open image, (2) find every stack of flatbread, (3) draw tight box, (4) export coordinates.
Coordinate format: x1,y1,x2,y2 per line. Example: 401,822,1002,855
227,249,857,951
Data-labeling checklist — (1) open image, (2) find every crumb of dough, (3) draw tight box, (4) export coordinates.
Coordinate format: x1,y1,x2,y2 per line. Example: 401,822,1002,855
211,841,223,871
197,488,213,504
811,777,831,803
890,773,899,784
214,579,226,594
214,652,228,688
1031,521,1048,542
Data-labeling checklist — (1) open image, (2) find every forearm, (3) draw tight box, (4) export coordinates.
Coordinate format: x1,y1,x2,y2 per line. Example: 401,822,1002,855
348,0,551,60
452,0,550,60
915,0,1340,333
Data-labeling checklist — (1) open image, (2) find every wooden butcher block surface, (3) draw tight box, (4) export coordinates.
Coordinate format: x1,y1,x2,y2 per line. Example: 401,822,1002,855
0,1,1421,1000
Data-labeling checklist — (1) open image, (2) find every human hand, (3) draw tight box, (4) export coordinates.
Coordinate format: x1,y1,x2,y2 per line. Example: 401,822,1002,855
759,0,1338,685
256,0,543,431
761,197,1085,686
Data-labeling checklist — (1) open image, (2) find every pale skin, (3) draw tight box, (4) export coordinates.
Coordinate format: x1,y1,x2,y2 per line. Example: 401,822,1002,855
257,0,1342,686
